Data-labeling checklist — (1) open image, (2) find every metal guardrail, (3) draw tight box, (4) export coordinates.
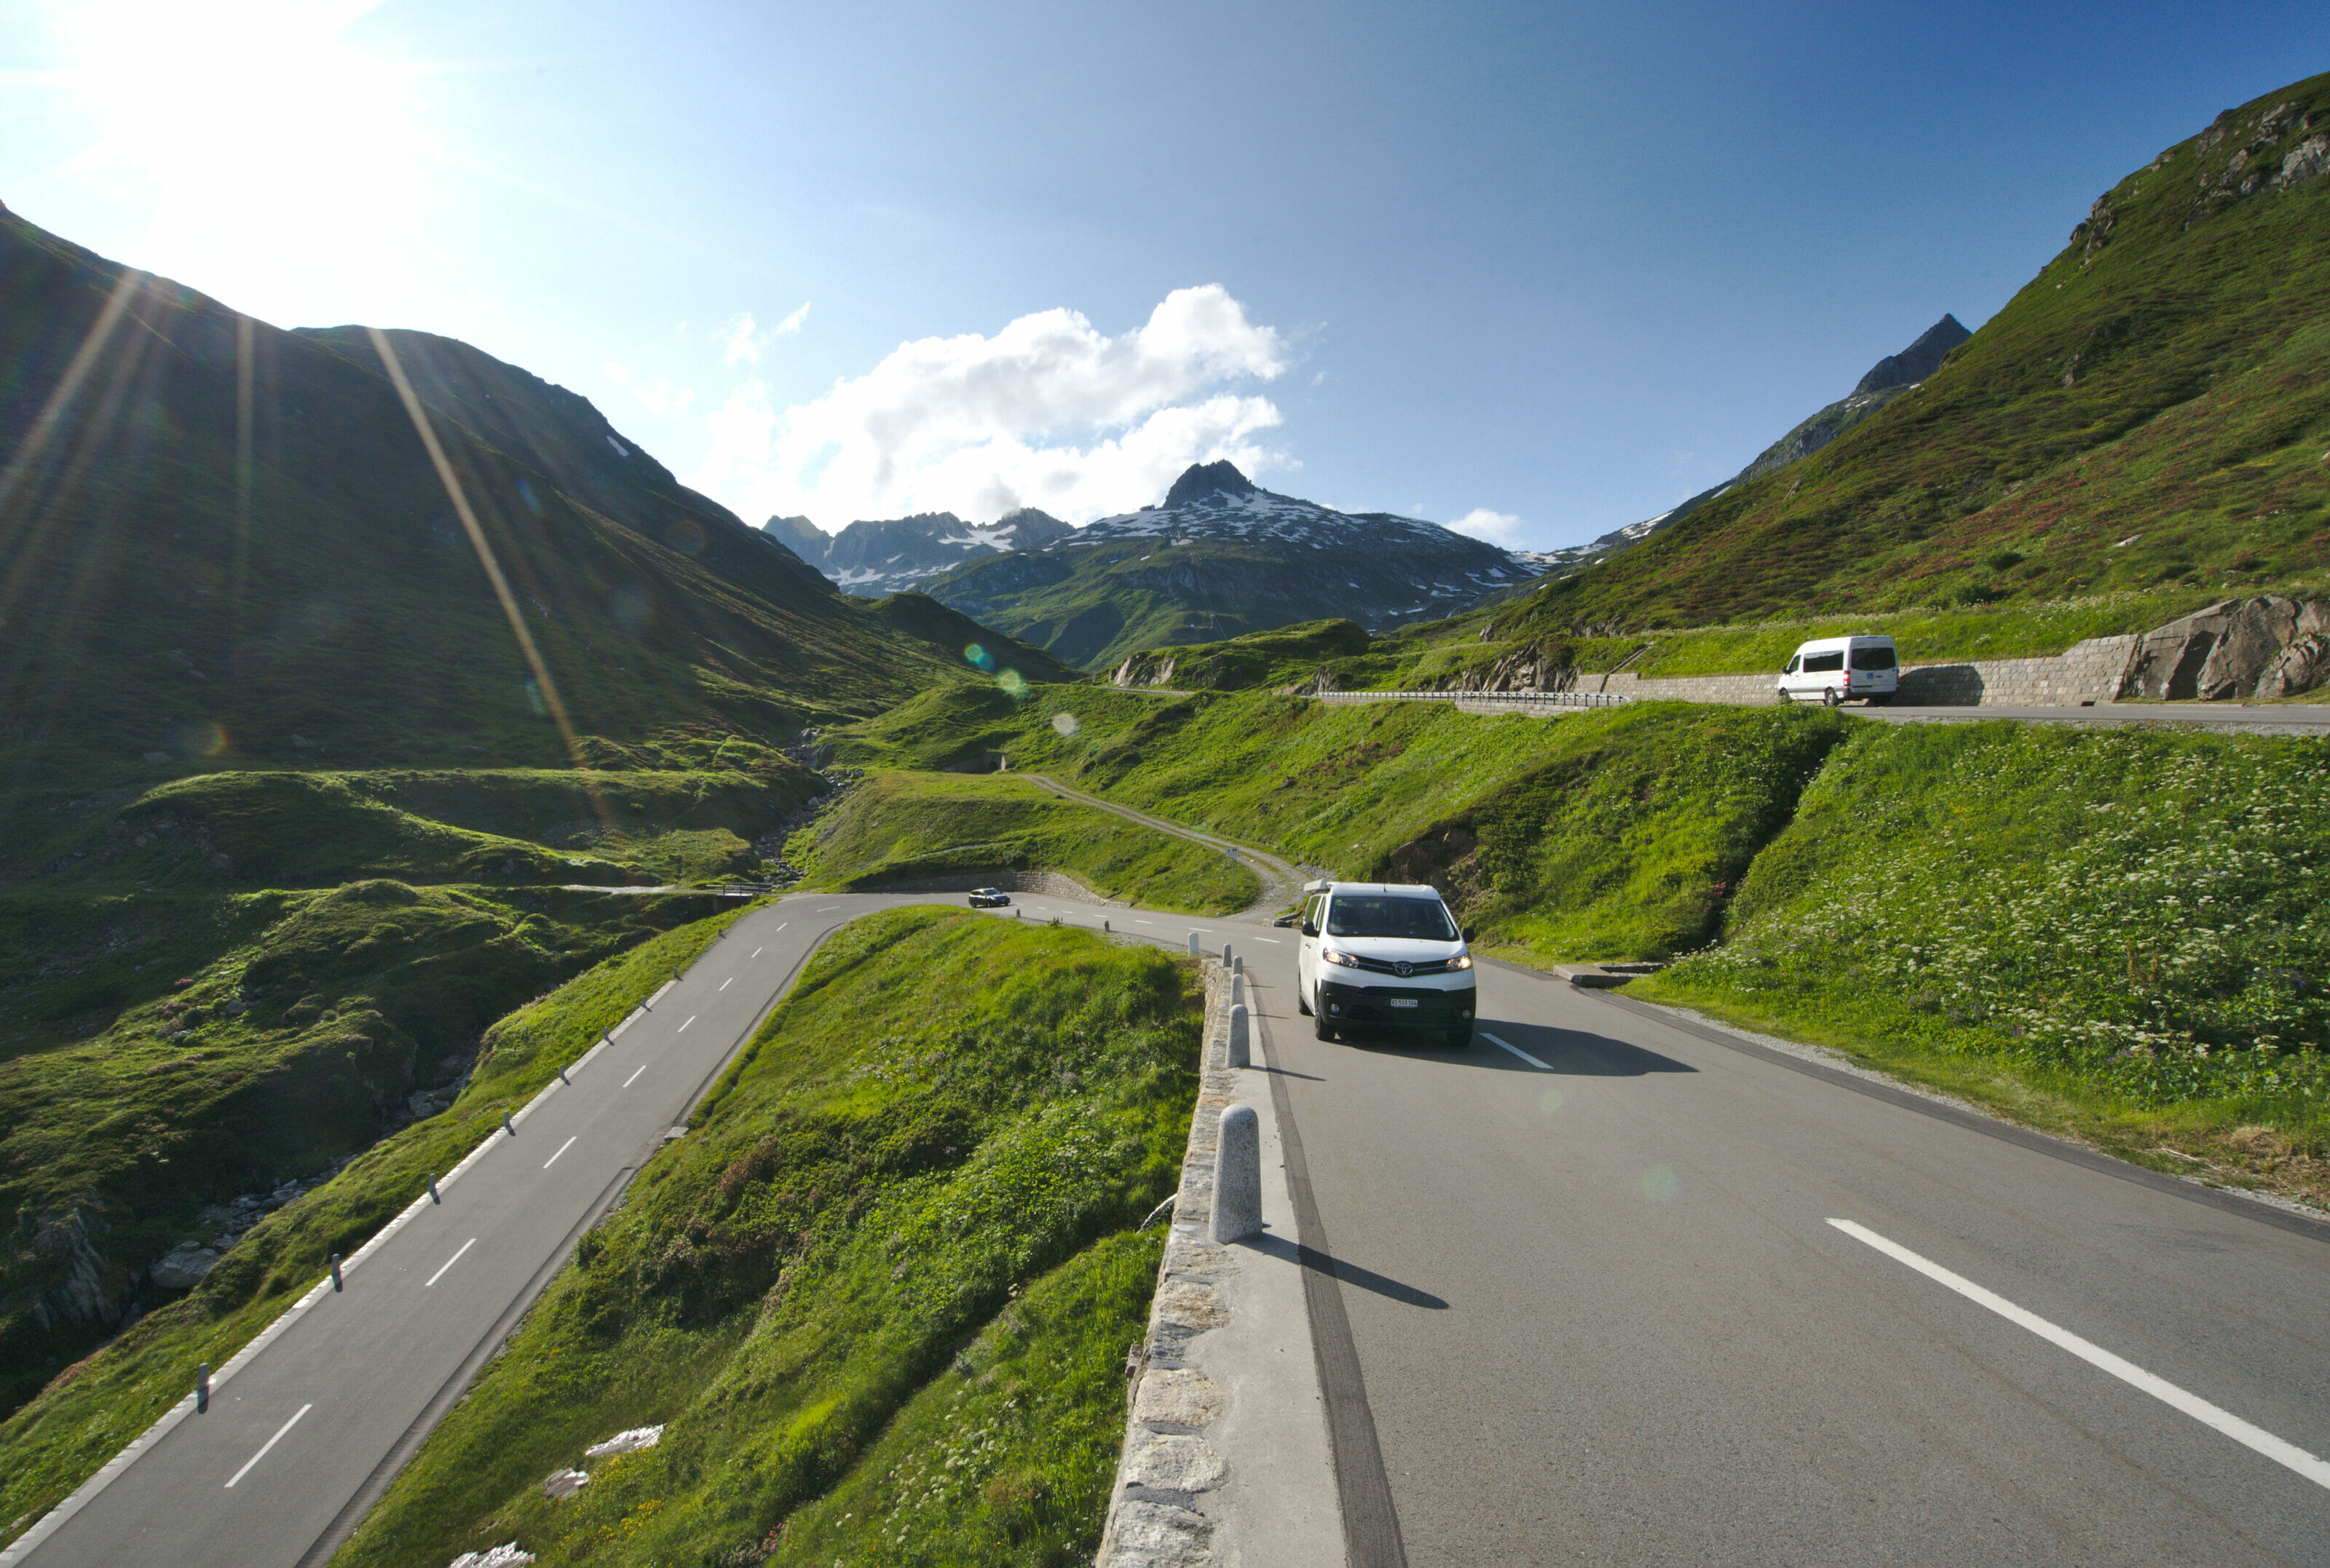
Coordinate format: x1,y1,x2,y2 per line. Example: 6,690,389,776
1314,688,1631,709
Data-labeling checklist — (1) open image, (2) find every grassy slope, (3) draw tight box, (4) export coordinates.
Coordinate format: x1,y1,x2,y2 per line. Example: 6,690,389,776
0,202,1064,1420
1635,720,2330,1200
793,772,1258,914
0,911,743,1545
831,684,2329,1204
1488,72,2330,633
1092,592,2247,697
334,908,1198,1568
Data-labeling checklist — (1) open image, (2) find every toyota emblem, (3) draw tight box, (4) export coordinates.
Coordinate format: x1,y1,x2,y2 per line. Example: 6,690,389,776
1395,961,1413,977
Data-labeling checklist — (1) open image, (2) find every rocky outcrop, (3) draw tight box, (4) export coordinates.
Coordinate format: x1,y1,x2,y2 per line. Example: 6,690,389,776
2116,597,2330,700
2184,100,2321,229
1113,650,1181,689
149,1240,221,1291
1423,639,1578,694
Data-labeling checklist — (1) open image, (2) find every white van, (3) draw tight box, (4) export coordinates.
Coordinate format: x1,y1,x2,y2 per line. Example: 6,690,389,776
1777,635,1899,706
1295,881,1477,1048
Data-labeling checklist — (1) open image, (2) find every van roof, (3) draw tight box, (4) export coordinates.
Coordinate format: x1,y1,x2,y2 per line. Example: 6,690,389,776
1324,883,1445,898
1792,633,1895,649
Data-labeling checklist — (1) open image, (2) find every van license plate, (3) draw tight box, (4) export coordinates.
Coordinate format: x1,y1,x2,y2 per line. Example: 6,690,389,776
1389,999,1418,1008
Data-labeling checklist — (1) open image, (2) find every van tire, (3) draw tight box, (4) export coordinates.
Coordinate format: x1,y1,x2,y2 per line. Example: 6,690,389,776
1866,692,1892,708
1822,687,1841,707
1776,689,1793,705
1313,990,1337,1042
1297,986,1313,1016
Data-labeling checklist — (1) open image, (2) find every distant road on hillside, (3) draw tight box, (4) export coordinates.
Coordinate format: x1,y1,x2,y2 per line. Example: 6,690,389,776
1019,772,1304,912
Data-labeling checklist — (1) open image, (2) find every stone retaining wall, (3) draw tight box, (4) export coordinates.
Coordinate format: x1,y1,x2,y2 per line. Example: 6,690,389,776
1573,633,2144,708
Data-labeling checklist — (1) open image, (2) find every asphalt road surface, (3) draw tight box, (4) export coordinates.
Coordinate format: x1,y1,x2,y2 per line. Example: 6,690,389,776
1244,956,2330,1567
9,895,951,1568
18,884,2324,1567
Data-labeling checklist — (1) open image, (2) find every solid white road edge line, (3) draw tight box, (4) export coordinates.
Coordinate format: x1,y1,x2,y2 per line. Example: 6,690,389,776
1827,1218,2330,1492
542,1136,578,1171
423,1239,477,1289
224,1403,312,1489
1480,1030,1552,1070
621,1063,647,1088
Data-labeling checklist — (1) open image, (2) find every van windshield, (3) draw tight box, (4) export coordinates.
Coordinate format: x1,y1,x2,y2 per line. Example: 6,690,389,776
1326,895,1458,941
1852,646,1897,670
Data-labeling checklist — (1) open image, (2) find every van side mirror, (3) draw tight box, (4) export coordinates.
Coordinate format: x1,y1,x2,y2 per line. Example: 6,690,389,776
1300,921,1318,938
1463,925,1478,943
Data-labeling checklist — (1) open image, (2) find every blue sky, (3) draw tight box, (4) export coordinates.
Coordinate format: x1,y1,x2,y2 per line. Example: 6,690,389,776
4,1,2324,548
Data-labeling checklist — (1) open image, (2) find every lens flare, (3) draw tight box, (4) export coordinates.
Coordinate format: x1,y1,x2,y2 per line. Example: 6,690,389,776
1050,711,1080,737
663,518,705,557
173,719,227,757
1537,1087,1564,1114
1640,1165,1679,1203
998,669,1028,697
963,643,996,672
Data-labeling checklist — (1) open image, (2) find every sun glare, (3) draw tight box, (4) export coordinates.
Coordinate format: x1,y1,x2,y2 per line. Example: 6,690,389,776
40,0,438,317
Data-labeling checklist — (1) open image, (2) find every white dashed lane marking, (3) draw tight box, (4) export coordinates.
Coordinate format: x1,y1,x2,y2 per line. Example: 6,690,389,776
224,1403,311,1489
1829,1218,2330,1491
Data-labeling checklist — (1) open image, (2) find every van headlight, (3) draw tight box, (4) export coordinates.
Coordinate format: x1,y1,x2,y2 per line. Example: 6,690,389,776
1453,954,1472,970
1322,948,1359,968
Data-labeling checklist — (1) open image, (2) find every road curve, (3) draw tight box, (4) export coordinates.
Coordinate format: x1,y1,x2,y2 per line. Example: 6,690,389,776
1019,771,1306,912
17,883,2324,1568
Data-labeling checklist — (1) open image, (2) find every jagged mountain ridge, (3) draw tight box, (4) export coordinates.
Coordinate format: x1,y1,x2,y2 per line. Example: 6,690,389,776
1488,70,2330,630
761,506,1073,595
921,461,1543,669
1501,314,1974,593
296,326,834,601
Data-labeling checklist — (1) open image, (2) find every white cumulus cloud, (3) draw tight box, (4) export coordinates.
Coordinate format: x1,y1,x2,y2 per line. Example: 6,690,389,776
691,285,1290,529
602,361,694,417
716,312,763,365
773,301,810,336
1447,507,1525,546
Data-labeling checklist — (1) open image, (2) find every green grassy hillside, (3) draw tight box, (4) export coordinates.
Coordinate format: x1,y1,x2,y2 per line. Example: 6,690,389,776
791,772,1258,914
827,684,2328,1207
1637,721,2329,1190
0,202,1064,1422
333,907,1197,1568
1491,71,2330,634
0,910,745,1544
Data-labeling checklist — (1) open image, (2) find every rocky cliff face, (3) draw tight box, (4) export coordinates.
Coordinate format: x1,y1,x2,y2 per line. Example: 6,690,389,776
2117,596,2329,700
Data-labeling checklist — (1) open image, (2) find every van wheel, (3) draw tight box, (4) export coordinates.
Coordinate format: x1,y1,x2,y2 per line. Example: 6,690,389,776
1313,991,1337,1042
1776,689,1793,705
1297,986,1313,1016
1444,1025,1473,1050
1822,687,1841,708
1865,692,1892,708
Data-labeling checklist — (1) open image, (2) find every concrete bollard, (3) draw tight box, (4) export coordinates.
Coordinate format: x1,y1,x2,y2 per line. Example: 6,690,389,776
427,1174,441,1204
1227,1003,1251,1069
1188,931,1201,955
558,1065,570,1084
330,1253,344,1293
197,1362,210,1414
1103,918,1110,933
1231,972,1248,1010
502,1110,516,1136
1231,954,1244,976
1211,1104,1262,1243
1223,941,1234,968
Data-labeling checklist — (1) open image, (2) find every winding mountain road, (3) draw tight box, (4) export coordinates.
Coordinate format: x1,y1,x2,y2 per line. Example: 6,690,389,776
12,869,2323,1567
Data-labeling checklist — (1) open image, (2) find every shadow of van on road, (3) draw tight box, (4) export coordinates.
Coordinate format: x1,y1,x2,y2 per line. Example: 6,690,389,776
1328,1018,1695,1076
